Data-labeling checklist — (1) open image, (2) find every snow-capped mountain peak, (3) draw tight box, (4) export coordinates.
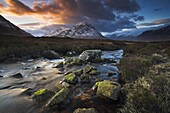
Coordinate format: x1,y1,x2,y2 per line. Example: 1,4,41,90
46,21,105,39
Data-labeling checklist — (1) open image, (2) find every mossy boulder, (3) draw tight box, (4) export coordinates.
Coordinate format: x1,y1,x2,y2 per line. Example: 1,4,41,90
79,50,102,62
83,64,100,75
73,108,98,113
53,62,63,68
89,69,100,75
65,57,83,66
83,64,95,73
74,69,83,76
46,88,70,107
80,73,91,83
31,89,54,101
64,73,78,84
93,80,121,100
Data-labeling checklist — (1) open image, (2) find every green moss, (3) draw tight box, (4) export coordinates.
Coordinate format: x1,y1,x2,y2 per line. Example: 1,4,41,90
46,88,70,107
89,69,100,75
94,80,121,100
31,89,54,101
64,73,78,84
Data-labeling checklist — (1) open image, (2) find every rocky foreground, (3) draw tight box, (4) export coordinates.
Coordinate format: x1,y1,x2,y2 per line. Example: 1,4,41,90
0,49,124,113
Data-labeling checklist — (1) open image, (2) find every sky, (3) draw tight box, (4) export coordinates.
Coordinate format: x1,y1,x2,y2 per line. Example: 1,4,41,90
0,0,170,36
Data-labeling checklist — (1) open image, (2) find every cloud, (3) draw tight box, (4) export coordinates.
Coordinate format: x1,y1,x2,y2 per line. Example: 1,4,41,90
138,18,170,27
106,0,141,13
0,0,142,32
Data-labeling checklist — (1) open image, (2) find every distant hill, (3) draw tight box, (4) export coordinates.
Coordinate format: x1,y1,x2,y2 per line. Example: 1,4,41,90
0,15,32,37
45,21,105,39
138,25,170,41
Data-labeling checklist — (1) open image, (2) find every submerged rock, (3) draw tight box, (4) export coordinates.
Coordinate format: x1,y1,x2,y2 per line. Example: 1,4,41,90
73,108,98,113
79,50,102,62
11,73,23,78
43,50,60,60
31,89,54,101
46,88,70,107
93,80,121,100
64,73,78,84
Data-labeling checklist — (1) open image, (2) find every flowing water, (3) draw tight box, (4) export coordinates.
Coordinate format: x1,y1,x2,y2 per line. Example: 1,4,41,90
0,49,123,113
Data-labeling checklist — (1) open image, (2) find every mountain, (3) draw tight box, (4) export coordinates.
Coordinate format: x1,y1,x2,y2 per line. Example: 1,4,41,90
46,21,105,39
138,25,170,41
45,26,69,37
0,15,32,37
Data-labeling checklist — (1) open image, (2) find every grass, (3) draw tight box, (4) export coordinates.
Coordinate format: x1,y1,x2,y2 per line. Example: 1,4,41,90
0,35,124,62
118,41,170,113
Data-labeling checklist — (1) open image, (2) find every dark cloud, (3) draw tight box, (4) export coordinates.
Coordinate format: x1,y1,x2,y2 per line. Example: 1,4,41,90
106,0,141,13
1,0,142,32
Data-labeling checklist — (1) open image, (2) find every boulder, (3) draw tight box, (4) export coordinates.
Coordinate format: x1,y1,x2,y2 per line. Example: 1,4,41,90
65,57,83,66
93,80,121,100
74,69,83,76
73,108,98,113
64,73,78,84
31,89,54,101
79,50,102,62
83,64,99,75
43,50,60,60
46,88,70,107
80,73,91,83
11,73,23,78
53,62,64,68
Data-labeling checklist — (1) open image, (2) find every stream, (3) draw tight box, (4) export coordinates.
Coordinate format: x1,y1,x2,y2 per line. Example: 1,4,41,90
0,49,123,113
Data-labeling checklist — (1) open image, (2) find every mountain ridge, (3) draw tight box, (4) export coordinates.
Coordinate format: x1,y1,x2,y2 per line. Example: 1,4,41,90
0,15,32,37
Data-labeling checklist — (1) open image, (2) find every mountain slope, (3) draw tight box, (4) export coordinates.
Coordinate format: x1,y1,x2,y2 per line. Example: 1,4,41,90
0,15,32,37
138,25,170,41
46,21,105,39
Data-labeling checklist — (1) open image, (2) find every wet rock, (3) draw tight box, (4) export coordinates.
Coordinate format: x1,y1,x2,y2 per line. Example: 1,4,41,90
89,69,100,75
43,50,60,60
74,69,83,76
11,73,23,78
53,62,64,68
73,108,98,113
66,51,77,57
79,50,102,62
46,88,70,107
0,75,3,78
64,73,78,84
93,80,121,100
83,64,99,75
83,64,95,73
31,89,55,102
65,57,83,66
80,73,91,83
